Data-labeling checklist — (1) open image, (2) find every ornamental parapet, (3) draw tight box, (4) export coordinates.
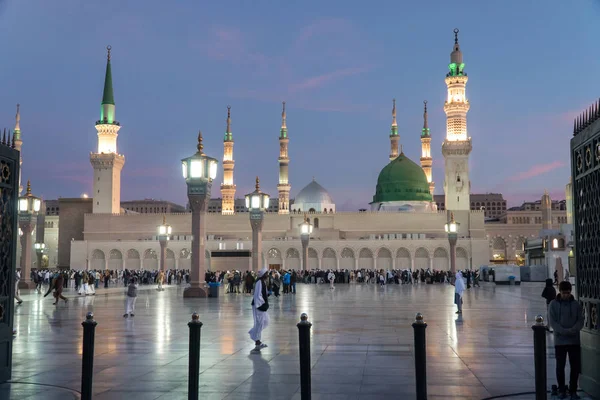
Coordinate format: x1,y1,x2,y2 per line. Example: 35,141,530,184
441,139,472,156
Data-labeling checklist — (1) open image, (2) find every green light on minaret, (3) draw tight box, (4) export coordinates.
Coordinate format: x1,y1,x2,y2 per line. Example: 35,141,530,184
99,45,117,125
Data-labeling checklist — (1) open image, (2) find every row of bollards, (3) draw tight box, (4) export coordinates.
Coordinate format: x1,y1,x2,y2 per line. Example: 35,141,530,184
78,311,546,400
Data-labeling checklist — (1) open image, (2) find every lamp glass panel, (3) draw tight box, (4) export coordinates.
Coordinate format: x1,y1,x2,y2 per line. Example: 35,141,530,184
182,162,188,178
18,198,28,212
553,238,558,249
190,160,203,178
263,195,270,210
33,199,41,212
309,225,313,234
159,226,166,235
251,195,260,209
167,226,172,235
209,160,218,180
301,224,308,234
444,223,449,233
245,196,250,209
449,222,457,233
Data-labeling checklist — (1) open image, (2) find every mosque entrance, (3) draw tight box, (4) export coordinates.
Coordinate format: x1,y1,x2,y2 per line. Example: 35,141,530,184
0,137,20,383
269,264,281,271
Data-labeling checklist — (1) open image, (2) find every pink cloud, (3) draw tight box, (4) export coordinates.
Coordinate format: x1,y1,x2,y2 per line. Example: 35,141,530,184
288,66,370,93
507,161,566,182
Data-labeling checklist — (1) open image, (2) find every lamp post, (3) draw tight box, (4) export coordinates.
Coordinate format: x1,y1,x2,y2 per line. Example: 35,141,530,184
299,215,313,271
157,216,172,272
181,131,218,298
18,180,41,289
34,242,46,270
444,212,459,274
246,177,270,272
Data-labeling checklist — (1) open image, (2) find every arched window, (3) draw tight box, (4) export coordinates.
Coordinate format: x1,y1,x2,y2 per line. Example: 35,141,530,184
313,218,319,228
552,238,559,249
309,208,316,213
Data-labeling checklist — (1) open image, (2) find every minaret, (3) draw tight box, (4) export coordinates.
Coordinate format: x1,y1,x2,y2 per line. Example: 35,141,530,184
442,28,472,211
221,106,236,215
13,104,23,194
389,99,399,161
541,190,552,230
90,45,125,214
277,102,291,214
420,100,434,195
565,178,573,225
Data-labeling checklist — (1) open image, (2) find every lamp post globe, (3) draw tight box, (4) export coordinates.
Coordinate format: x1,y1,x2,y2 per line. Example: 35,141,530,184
246,176,269,272
18,180,41,289
181,131,218,298
157,216,172,272
299,215,313,271
445,212,459,274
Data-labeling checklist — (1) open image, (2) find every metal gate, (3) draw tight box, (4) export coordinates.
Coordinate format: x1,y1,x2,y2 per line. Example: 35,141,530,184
0,131,20,383
571,99,600,396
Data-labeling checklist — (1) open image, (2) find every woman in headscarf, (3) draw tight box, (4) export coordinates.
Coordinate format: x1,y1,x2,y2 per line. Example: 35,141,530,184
453,271,465,314
249,268,270,352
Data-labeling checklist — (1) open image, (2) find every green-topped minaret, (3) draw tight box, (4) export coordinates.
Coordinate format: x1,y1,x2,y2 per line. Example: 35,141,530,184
277,101,291,214
221,106,236,214
389,98,399,161
91,45,125,214
14,104,23,194
100,45,117,125
420,100,434,195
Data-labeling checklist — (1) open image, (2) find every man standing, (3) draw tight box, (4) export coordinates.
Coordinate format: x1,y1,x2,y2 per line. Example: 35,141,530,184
328,270,335,290
249,268,270,352
14,269,23,305
548,281,584,399
453,271,465,314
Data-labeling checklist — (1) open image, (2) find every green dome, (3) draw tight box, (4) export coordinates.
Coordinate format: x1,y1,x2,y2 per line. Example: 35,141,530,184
372,153,432,203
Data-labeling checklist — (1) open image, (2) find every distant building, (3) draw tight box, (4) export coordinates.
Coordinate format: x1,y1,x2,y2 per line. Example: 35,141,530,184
434,193,506,219
207,197,292,214
121,199,186,214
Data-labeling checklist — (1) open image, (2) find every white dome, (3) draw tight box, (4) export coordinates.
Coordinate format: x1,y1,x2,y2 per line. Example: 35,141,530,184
295,180,333,204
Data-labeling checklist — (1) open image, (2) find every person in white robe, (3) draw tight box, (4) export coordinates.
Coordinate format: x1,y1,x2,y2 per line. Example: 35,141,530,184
453,271,466,314
249,268,270,352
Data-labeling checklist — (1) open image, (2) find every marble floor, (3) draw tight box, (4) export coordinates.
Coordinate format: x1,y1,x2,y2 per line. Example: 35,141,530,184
0,281,595,400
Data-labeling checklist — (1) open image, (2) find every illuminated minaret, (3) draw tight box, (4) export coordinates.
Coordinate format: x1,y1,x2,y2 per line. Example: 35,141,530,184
389,99,399,161
442,29,472,211
221,106,236,215
541,190,552,230
277,102,291,214
13,104,23,194
420,100,434,195
90,46,125,214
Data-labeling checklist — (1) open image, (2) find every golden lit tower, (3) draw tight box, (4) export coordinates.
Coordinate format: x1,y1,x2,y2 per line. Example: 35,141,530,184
277,102,291,214
13,104,23,195
389,99,399,161
90,46,125,214
420,100,434,195
221,106,236,215
442,29,472,211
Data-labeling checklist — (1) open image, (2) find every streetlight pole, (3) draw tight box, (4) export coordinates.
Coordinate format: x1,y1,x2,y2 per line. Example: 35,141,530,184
246,177,269,272
18,180,41,289
445,212,459,274
181,132,218,298
157,216,172,272
299,215,313,271
34,242,46,271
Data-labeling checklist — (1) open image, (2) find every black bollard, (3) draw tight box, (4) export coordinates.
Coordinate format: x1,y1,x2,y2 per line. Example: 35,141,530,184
532,315,547,400
81,312,97,400
188,312,203,400
412,312,427,400
297,313,312,400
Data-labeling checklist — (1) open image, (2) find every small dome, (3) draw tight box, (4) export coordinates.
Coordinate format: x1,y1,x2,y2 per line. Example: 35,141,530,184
372,153,432,203
295,180,333,205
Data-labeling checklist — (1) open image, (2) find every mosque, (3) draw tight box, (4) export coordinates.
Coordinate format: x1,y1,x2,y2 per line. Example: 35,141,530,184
16,30,569,281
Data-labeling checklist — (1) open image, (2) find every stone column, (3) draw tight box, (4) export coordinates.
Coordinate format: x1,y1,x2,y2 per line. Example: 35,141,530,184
184,192,210,298
301,234,309,271
159,239,167,272
449,234,457,274
250,211,264,272
18,214,36,289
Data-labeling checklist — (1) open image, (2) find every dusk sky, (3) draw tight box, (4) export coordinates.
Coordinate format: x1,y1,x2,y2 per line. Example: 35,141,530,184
1,1,599,210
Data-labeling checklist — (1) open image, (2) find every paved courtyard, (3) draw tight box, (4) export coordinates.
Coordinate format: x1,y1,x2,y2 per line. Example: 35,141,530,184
0,282,594,399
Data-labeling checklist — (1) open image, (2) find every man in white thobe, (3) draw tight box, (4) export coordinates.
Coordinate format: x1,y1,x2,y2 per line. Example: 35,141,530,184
249,268,270,352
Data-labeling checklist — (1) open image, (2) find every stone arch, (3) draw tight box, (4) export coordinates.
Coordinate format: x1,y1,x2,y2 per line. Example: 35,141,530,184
267,248,283,269
414,247,429,270
396,248,411,270
433,247,449,270
90,249,105,270
340,247,355,270
456,247,469,271
144,249,158,270
376,247,392,270
165,248,176,270
286,248,301,270
179,248,191,270
514,236,527,257
313,217,319,228
491,236,507,260
108,249,123,270
308,247,318,270
358,248,374,270
322,247,337,270
125,249,141,270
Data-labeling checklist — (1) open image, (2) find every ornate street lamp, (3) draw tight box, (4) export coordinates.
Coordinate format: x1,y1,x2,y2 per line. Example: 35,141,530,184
299,214,313,271
34,242,46,270
246,176,269,272
181,131,218,297
18,180,41,289
157,215,172,272
444,212,460,274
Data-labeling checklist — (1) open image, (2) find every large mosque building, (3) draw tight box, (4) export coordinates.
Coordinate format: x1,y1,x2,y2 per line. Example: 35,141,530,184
17,30,568,276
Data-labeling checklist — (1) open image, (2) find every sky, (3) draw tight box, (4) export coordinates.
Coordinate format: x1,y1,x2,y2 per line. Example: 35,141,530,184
1,0,599,210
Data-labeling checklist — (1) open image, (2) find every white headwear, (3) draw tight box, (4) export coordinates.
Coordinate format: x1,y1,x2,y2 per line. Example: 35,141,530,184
257,268,268,278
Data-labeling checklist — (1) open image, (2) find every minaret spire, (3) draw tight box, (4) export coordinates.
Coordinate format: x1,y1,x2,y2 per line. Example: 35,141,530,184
278,101,291,214
420,100,434,195
100,45,117,124
221,105,236,214
13,103,23,194
389,98,399,161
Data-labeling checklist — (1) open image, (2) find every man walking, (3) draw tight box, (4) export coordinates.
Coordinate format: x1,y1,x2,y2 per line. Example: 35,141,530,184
249,268,270,352
548,281,584,399
14,269,23,305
